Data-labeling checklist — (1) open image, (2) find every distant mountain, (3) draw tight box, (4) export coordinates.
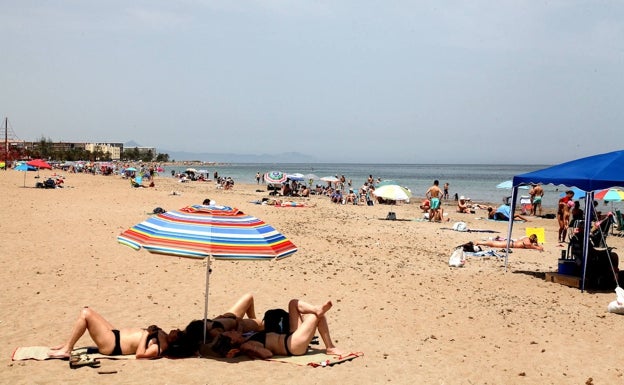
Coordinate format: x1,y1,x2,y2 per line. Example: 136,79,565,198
124,140,142,147
159,149,318,163
123,141,317,162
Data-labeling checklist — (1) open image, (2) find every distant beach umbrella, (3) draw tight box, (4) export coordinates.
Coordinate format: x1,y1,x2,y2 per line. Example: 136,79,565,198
287,173,305,181
27,159,52,170
320,176,340,183
373,184,412,201
594,188,624,202
15,162,37,187
303,173,319,181
559,187,586,199
496,180,529,190
264,171,287,184
118,204,297,342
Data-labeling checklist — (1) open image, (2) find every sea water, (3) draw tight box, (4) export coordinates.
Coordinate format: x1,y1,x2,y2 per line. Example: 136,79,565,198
161,163,623,211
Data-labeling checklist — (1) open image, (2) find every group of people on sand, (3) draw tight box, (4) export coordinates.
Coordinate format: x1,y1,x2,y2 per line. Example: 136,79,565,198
47,293,344,360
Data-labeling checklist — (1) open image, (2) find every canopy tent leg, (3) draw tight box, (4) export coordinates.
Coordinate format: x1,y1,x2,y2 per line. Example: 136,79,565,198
504,187,519,271
581,192,593,292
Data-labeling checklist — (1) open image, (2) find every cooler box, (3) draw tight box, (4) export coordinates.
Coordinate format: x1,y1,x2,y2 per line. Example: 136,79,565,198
558,259,578,275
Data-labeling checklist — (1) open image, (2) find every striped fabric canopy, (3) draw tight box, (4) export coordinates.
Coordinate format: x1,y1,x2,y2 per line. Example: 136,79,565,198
118,204,297,342
118,204,298,260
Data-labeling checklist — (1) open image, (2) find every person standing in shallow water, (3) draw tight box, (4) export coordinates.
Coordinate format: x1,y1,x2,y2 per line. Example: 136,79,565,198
256,172,261,184
443,182,449,200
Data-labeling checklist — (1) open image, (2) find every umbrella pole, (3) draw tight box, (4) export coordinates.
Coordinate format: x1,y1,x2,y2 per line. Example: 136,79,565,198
203,256,212,344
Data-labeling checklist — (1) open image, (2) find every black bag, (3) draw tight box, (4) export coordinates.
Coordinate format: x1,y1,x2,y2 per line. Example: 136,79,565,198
263,309,290,334
386,212,396,220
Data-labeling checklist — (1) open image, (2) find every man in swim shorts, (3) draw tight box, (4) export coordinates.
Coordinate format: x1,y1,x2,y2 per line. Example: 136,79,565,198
426,180,443,222
529,184,544,216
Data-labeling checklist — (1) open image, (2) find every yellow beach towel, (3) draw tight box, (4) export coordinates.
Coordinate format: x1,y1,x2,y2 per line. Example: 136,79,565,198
526,227,545,244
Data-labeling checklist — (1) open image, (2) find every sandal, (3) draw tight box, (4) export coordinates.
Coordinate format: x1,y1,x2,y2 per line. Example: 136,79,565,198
69,354,101,369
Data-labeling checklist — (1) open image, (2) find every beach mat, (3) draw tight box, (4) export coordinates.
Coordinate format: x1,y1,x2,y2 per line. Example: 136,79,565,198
526,227,545,243
266,349,363,367
12,346,135,361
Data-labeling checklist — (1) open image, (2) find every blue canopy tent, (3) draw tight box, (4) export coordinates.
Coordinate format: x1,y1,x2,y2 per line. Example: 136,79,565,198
506,150,624,291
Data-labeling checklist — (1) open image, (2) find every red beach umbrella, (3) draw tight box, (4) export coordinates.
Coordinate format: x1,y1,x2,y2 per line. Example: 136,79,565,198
27,159,52,169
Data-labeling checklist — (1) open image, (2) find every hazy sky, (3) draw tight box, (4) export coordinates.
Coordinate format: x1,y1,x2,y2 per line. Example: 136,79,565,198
1,1,623,164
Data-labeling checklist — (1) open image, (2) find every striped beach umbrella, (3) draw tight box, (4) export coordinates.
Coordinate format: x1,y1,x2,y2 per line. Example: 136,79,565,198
594,188,624,202
118,204,297,340
264,171,287,184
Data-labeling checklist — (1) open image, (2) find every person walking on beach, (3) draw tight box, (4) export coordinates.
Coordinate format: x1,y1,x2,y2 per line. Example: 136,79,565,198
256,172,261,184
426,180,443,222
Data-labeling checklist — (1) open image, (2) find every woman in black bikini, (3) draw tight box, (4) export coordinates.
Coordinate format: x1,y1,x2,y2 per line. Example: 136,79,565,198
209,298,343,359
475,234,543,251
48,306,178,359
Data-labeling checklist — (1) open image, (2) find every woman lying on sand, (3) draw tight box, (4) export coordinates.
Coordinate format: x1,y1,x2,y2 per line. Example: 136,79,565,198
167,293,266,357
475,234,543,251
208,299,343,359
48,307,179,359
189,293,265,343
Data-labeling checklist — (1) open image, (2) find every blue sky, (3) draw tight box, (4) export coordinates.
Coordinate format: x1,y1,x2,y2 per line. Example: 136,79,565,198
1,1,623,163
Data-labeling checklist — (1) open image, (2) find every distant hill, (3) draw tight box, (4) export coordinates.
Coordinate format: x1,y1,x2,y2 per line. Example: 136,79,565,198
124,140,142,147
124,141,316,162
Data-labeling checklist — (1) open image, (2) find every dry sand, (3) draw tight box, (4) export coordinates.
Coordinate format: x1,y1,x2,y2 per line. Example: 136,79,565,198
2,170,623,385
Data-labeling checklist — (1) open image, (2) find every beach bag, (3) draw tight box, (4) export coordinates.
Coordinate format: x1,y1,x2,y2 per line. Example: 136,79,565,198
607,287,624,315
448,248,466,267
263,309,290,334
386,212,396,220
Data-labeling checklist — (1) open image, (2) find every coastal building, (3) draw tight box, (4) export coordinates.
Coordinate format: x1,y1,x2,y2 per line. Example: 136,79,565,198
84,143,123,160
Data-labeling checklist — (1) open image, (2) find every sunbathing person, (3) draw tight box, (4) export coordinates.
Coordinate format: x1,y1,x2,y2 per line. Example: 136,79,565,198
475,234,543,251
487,205,529,221
208,299,343,359
48,307,178,359
202,293,265,340
263,198,315,207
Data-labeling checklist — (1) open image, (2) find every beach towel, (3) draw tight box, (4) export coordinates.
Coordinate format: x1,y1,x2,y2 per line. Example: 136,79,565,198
465,250,503,258
526,227,545,243
442,227,500,233
12,346,135,361
266,349,363,367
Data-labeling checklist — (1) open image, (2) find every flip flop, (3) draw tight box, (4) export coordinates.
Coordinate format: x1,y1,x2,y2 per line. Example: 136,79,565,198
69,354,101,369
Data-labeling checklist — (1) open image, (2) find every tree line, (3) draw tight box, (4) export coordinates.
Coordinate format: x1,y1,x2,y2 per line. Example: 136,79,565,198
7,137,170,162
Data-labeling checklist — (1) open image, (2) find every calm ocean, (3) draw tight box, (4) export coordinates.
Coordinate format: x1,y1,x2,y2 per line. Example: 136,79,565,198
158,163,621,210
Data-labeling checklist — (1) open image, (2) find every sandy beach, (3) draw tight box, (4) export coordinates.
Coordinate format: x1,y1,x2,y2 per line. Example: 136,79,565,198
2,170,623,385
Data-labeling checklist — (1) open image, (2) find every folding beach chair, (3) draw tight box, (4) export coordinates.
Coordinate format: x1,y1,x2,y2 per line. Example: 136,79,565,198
519,196,532,215
591,213,614,248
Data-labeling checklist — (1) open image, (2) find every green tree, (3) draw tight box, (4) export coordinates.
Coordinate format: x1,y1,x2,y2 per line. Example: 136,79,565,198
155,153,169,162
